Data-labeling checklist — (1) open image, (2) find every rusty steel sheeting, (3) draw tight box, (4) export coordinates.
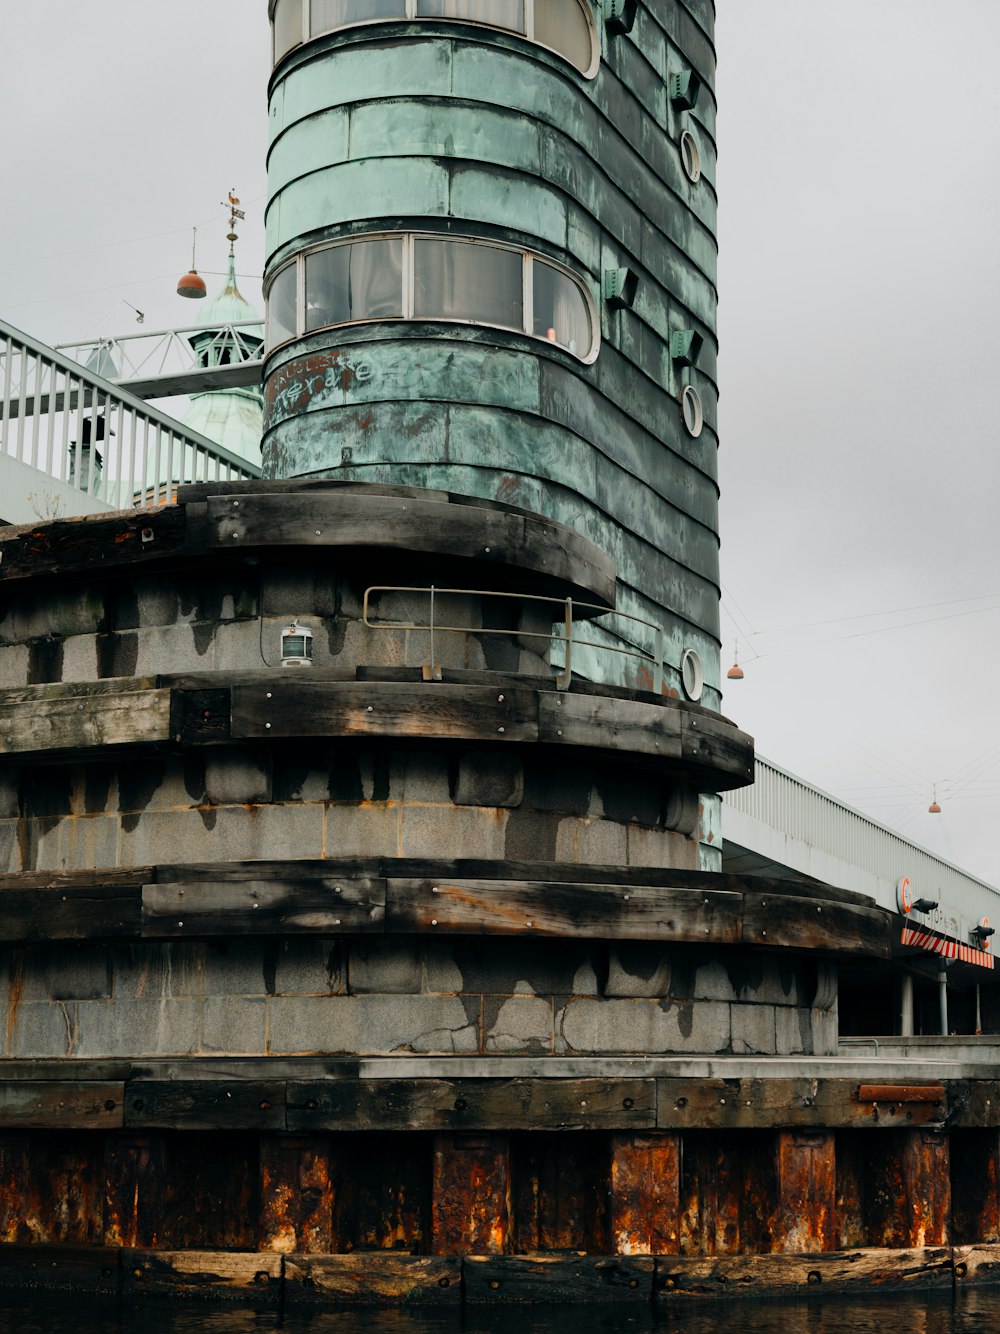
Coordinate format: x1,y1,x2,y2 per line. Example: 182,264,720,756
609,1133,680,1256
432,1133,510,1256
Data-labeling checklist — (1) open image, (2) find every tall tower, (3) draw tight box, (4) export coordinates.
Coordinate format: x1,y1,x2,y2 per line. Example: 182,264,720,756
0,2,916,1304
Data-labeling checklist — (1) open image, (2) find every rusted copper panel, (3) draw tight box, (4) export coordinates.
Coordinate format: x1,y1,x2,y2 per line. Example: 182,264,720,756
609,1133,680,1255
333,1134,428,1254
511,1134,607,1254
867,1131,950,1248
951,1129,1000,1245
432,1133,510,1256
834,1133,867,1249
260,1136,333,1255
772,1132,835,1254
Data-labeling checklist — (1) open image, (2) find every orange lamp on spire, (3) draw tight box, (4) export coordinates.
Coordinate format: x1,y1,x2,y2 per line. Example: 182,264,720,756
726,641,744,680
928,785,941,814
176,226,207,299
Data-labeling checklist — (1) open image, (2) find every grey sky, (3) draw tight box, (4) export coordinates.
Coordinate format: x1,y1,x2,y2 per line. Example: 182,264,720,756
2,3,998,881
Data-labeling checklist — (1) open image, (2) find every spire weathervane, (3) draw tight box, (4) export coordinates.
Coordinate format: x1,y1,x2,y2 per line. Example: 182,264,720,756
221,189,246,253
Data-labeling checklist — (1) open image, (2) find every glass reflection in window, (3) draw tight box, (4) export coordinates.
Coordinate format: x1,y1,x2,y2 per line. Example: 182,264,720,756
267,263,297,348
273,0,303,60
414,238,523,330
417,0,525,29
532,258,589,356
305,238,403,331
534,3,592,73
311,0,406,31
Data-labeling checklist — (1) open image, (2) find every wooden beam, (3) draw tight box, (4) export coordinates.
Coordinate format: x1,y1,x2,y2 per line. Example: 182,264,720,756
122,1082,286,1131
464,1254,654,1303
0,1083,124,1130
285,1254,462,1306
141,877,385,937
287,1078,656,1133
0,1243,121,1295
385,877,743,943
0,683,171,756
656,1078,949,1131
122,1249,282,1302
743,893,892,958
655,1247,956,1299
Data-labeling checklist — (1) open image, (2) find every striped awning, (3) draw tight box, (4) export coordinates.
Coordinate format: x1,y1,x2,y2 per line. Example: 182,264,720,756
901,924,994,970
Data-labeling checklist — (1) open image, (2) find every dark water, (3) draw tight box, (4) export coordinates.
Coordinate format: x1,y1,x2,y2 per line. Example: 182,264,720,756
0,1291,997,1334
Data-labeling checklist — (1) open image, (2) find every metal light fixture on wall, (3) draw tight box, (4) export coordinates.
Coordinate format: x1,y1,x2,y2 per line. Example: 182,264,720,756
281,619,313,667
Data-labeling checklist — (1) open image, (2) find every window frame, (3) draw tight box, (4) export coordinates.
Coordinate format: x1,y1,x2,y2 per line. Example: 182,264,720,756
268,0,600,79
265,231,600,364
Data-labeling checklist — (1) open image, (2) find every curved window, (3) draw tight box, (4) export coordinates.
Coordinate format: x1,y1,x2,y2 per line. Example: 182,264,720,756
266,233,598,362
270,0,599,77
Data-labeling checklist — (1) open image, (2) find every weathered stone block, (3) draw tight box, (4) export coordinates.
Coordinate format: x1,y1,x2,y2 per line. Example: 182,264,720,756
118,802,324,867
111,943,205,1001
555,998,731,1055
399,803,507,859
389,751,451,804
134,622,208,675
555,816,628,865
0,644,29,688
73,997,204,1057
775,1005,813,1056
29,813,119,872
730,1003,777,1055
421,942,465,994
267,994,478,1055
446,939,598,996
454,751,524,808
20,947,111,1002
484,995,554,1053
60,634,99,683
327,801,399,858
6,1000,76,1057
349,940,423,995
274,939,346,996
204,748,273,806
202,997,267,1054
607,945,670,998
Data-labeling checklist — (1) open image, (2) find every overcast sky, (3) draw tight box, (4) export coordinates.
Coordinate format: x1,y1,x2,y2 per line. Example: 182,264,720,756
2,3,998,883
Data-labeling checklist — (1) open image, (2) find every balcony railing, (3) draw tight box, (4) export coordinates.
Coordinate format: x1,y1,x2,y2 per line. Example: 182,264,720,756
1,316,261,513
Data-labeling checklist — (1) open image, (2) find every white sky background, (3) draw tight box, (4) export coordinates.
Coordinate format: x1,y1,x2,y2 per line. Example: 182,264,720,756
1,3,998,882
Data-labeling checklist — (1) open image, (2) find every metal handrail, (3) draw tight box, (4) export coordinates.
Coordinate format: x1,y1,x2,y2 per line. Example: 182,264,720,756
363,584,665,691
56,319,263,382
1,315,261,510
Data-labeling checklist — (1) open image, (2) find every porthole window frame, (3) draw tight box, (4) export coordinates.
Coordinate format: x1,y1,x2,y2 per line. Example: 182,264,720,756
268,0,601,80
680,129,702,184
265,231,600,364
680,647,705,702
680,383,704,438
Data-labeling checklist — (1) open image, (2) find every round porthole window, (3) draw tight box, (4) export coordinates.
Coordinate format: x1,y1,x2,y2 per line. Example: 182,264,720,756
680,384,703,438
681,648,704,701
680,130,702,183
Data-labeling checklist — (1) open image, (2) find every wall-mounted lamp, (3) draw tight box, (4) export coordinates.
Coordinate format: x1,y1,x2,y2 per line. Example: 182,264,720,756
669,69,702,111
281,619,314,668
912,898,939,913
604,0,638,35
671,328,704,366
972,918,995,948
604,267,638,309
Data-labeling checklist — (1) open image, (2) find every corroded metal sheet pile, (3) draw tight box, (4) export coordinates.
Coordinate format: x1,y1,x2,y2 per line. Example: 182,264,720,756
0,0,999,1310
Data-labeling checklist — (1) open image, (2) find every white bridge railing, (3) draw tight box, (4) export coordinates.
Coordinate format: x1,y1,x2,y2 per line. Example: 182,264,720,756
1,316,261,513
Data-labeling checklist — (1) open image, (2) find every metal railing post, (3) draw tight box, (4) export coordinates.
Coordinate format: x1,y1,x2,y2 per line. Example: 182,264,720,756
556,597,573,690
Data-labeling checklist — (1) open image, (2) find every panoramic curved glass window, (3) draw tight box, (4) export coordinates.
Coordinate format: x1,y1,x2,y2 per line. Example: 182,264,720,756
266,234,598,361
270,0,598,76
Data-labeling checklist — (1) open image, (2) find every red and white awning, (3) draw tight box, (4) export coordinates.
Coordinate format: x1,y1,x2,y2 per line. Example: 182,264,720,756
901,924,994,970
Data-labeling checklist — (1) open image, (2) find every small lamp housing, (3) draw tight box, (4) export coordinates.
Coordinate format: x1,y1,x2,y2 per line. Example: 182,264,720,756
281,619,314,668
